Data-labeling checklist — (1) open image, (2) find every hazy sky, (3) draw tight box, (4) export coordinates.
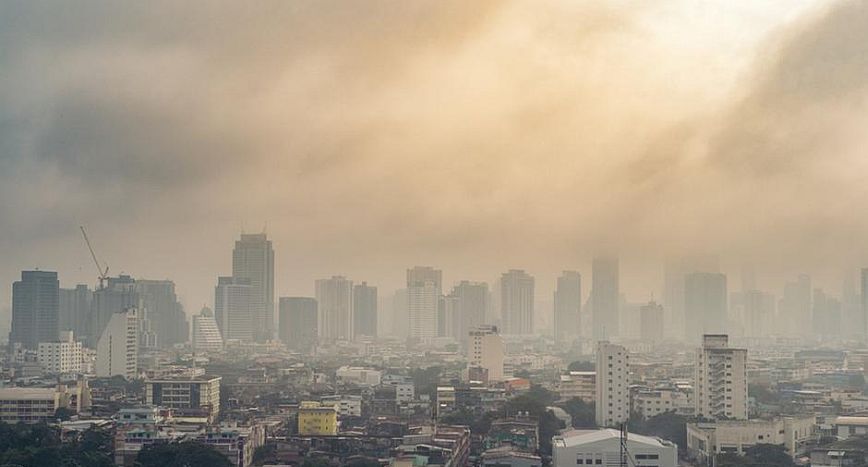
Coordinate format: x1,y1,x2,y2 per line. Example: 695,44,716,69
2,0,868,316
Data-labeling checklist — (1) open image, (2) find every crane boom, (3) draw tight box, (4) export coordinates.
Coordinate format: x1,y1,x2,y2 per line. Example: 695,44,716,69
80,226,109,289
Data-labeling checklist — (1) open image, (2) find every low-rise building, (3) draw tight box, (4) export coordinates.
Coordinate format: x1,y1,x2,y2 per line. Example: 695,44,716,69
686,416,816,461
336,366,382,386
199,424,266,467
632,387,693,419
552,429,677,467
0,385,89,423
298,401,338,435
145,375,221,422
558,371,596,402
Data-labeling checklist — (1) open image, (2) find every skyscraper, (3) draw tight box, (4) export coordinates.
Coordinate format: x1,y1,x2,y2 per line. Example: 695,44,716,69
353,282,378,338
595,341,629,427
407,266,442,340
591,257,619,340
10,270,60,350
214,276,253,342
500,269,534,335
135,279,188,348
90,275,138,348
192,307,223,352
449,281,489,344
639,301,664,343
553,271,581,342
59,284,91,341
684,272,727,342
232,233,275,342
278,297,318,351
779,274,811,336
316,276,353,341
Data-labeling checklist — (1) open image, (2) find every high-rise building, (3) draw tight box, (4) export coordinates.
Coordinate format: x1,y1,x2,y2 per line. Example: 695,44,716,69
500,270,534,335
135,280,188,348
316,276,353,341
10,270,60,350
742,290,775,338
59,285,92,340
214,276,253,342
592,258,619,340
278,297,318,351
407,266,442,340
353,282,378,338
232,233,275,342
684,272,727,342
554,271,582,342
640,301,664,343
595,341,629,427
467,325,504,382
779,274,812,337
449,281,489,344
812,288,842,339
90,275,138,348
663,256,720,341
37,331,83,374
96,308,138,378
694,334,747,420
861,269,868,338
191,307,223,352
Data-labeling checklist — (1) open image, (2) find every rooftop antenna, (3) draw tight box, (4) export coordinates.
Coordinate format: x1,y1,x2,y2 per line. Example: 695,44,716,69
80,226,109,290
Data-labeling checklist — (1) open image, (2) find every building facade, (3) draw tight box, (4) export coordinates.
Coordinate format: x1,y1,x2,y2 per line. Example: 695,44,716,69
316,276,354,341
215,276,253,342
192,307,224,352
554,271,582,342
353,282,378,338
591,258,619,340
468,325,504,382
232,233,275,342
501,270,535,335
694,334,747,420
595,341,629,428
95,308,138,378
10,270,60,350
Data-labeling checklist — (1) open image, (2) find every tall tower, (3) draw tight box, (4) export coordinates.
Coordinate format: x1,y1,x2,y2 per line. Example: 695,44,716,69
684,272,727,342
10,271,60,350
695,334,747,420
353,282,378,338
232,233,274,342
500,270,534,335
214,276,253,342
554,271,581,342
595,341,629,427
592,257,619,340
449,281,489,344
278,297,318,351
407,266,442,340
316,276,353,341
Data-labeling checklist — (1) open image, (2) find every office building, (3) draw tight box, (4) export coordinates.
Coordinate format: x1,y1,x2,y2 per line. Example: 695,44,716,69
145,375,222,421
591,258,619,340
37,330,83,374
553,429,677,467
501,270,535,335
10,270,60,350
58,284,92,340
407,266,442,340
684,272,727,342
191,307,223,352
640,301,664,342
468,325,504,382
232,233,275,342
95,308,138,378
353,282,378,338
316,276,353,341
278,297,318,351
694,334,747,420
554,271,582,342
215,276,254,342
595,341,629,428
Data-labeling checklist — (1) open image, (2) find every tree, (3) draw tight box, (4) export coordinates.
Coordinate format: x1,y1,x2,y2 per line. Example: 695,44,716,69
717,444,794,467
629,412,687,448
560,398,596,428
568,361,595,371
135,441,232,467
54,407,75,422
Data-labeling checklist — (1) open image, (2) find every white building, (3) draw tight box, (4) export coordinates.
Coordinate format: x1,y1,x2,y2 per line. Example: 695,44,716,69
321,395,363,417
559,371,596,402
833,416,868,440
38,330,83,374
468,325,504,382
552,429,677,467
145,375,222,421
596,342,629,427
215,276,253,342
633,387,693,419
192,307,224,352
0,385,89,423
407,266,442,340
336,366,382,386
695,334,747,420
687,417,815,460
316,276,354,341
500,270,535,335
96,308,138,378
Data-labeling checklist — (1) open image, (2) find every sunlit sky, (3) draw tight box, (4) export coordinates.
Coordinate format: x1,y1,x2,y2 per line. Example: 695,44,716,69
2,0,867,325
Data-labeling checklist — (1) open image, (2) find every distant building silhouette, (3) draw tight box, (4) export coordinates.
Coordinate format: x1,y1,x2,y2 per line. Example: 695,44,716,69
407,266,442,340
59,284,91,342
500,269,534,335
640,301,664,343
592,257,619,340
232,233,274,342
192,306,223,352
554,271,581,342
10,270,60,350
353,282,378,338
214,276,253,342
685,272,727,341
316,276,353,341
279,297,318,351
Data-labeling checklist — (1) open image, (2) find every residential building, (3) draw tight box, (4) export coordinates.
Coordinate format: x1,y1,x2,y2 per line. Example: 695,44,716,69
198,424,265,467
558,371,596,402
595,342,629,428
10,270,60,350
468,325,504,382
145,376,221,421
215,276,253,342
552,429,677,467
501,270,535,335
95,308,138,378
450,281,489,345
554,271,582,342
298,401,338,435
591,258,619,340
632,387,693,419
353,282,378,338
192,307,223,352
407,266,442,340
694,334,747,420
316,276,353,341
90,275,138,348
37,330,83,374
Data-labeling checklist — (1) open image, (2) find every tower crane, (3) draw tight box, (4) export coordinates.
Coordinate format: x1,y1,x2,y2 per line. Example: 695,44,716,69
80,226,109,289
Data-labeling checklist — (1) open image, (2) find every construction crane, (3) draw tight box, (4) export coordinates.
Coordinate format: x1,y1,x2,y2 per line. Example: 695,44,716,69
80,226,109,290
